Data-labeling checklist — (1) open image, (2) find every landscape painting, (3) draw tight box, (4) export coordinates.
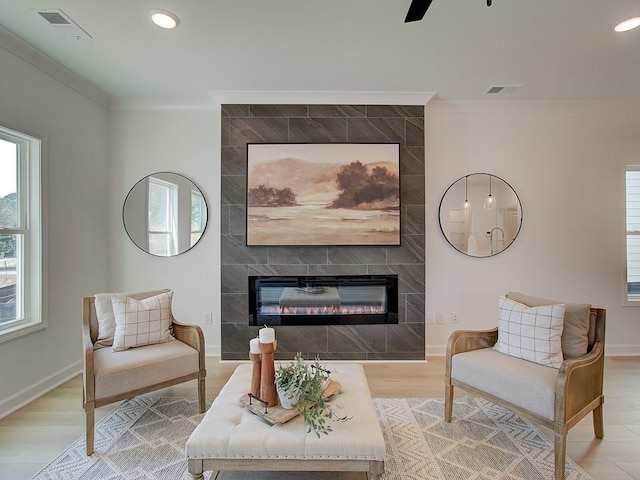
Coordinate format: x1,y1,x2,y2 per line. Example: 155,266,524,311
246,143,400,246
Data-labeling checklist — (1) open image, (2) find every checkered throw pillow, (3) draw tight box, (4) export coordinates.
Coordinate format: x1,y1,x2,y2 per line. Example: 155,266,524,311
493,296,565,368
111,291,174,352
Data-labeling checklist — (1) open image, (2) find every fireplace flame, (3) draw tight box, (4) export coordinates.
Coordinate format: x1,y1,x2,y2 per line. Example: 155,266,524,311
260,305,385,316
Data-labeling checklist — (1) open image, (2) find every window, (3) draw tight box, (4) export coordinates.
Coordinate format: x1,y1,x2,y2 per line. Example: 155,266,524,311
626,166,640,303
190,189,207,247
147,176,178,256
0,126,43,341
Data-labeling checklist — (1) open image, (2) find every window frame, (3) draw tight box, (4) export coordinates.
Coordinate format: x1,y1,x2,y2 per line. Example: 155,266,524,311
0,125,45,342
190,188,206,248
625,165,640,305
147,176,178,257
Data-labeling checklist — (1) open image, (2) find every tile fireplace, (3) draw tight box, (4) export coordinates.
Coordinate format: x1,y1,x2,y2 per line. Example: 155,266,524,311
220,103,425,360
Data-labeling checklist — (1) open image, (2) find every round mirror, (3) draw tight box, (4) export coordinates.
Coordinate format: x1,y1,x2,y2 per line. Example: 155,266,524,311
123,172,208,257
439,173,522,257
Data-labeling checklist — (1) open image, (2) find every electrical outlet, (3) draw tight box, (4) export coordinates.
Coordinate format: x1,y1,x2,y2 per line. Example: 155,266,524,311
451,312,459,324
203,312,213,324
436,312,445,324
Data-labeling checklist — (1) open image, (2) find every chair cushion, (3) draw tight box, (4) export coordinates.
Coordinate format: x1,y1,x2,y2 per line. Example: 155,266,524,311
112,291,174,352
507,291,591,358
452,347,558,421
493,296,565,368
93,340,199,399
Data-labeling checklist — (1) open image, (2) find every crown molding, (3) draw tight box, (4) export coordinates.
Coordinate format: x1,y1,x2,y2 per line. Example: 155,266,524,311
427,99,640,114
209,90,436,106
0,24,109,109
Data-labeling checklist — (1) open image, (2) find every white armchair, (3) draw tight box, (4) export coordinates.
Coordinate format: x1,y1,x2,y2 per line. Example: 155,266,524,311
82,289,206,455
445,292,606,480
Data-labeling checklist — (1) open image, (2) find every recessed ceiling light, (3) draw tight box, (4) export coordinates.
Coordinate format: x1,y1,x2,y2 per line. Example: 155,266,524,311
150,9,180,29
614,17,640,33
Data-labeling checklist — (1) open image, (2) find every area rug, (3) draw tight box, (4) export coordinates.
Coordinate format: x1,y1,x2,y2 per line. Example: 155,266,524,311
31,396,591,480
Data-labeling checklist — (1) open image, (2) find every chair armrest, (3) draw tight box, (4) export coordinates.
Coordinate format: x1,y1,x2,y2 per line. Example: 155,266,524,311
445,328,498,379
447,328,498,356
172,319,206,370
555,339,605,424
82,297,96,404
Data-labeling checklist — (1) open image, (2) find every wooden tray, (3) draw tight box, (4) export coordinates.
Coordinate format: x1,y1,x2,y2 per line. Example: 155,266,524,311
239,379,342,425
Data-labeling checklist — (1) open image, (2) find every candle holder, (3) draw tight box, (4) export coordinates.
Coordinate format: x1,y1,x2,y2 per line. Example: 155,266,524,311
249,352,262,397
259,340,278,407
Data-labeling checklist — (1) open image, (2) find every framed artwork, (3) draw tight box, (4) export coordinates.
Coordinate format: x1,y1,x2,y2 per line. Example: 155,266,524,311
246,143,401,246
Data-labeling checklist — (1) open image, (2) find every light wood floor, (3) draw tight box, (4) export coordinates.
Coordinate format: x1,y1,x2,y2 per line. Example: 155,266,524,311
0,356,638,479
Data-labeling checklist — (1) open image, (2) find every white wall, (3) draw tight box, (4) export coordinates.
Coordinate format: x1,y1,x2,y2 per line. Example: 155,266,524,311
107,99,640,359
426,101,640,356
108,105,221,354
106,93,433,356
0,39,109,415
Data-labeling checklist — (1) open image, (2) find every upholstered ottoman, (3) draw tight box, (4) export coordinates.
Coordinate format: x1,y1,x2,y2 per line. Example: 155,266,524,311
186,363,385,479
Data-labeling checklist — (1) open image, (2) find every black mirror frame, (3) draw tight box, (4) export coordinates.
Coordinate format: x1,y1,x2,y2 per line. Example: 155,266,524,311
438,173,523,258
122,172,208,257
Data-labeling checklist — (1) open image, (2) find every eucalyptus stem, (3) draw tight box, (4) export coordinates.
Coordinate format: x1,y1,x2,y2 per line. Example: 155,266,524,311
274,353,350,436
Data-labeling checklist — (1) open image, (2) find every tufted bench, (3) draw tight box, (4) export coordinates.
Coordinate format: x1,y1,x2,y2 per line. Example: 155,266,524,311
186,363,385,479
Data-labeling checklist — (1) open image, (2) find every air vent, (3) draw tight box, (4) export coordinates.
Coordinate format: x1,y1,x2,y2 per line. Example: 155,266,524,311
482,85,522,96
33,8,92,39
38,11,71,25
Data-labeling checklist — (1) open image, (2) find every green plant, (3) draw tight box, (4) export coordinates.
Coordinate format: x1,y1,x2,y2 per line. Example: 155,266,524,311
274,353,349,437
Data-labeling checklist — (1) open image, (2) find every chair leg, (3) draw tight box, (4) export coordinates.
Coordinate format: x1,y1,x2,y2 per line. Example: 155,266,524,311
593,403,604,439
444,384,454,422
198,377,206,413
554,431,566,480
85,402,95,456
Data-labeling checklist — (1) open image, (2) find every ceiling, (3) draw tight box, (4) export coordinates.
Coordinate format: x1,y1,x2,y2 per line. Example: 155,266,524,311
0,0,639,103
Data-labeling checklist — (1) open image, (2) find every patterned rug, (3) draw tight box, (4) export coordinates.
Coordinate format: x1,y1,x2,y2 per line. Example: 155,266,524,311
31,396,591,480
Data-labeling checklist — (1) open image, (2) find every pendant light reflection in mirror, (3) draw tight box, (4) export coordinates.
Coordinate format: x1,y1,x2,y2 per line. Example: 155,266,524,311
483,174,497,210
123,172,208,256
439,173,522,257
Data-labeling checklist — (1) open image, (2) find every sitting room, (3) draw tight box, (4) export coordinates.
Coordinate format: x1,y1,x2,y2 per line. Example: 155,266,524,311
1,1,639,479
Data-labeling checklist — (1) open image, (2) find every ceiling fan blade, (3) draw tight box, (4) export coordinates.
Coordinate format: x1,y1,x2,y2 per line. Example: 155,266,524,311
404,0,433,23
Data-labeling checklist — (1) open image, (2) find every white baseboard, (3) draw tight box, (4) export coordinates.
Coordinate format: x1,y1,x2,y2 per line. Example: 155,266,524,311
603,345,640,356
427,344,640,357
426,345,447,356
0,360,82,420
206,342,640,360
206,344,221,357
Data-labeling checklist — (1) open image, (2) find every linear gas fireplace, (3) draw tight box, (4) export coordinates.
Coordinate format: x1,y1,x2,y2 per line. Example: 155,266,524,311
248,275,398,326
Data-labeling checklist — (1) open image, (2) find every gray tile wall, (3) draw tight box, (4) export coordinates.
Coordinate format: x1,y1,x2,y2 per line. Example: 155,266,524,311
220,104,425,360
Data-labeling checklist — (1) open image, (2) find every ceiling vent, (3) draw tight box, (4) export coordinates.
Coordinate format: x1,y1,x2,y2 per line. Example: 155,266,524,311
482,85,522,96
33,9,92,40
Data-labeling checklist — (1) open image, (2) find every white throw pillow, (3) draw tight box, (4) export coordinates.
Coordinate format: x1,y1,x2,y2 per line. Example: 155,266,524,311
94,293,121,349
493,296,565,368
111,291,174,352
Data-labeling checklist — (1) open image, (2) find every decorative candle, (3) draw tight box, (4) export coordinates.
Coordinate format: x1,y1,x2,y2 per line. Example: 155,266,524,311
259,326,275,344
259,340,278,407
249,345,262,398
249,337,261,354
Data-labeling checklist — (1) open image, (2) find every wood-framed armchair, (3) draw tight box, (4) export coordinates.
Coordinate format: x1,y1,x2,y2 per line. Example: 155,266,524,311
444,292,606,480
82,290,206,455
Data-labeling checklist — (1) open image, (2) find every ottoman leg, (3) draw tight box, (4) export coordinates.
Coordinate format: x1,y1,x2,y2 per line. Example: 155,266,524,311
188,459,204,480
369,460,384,479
